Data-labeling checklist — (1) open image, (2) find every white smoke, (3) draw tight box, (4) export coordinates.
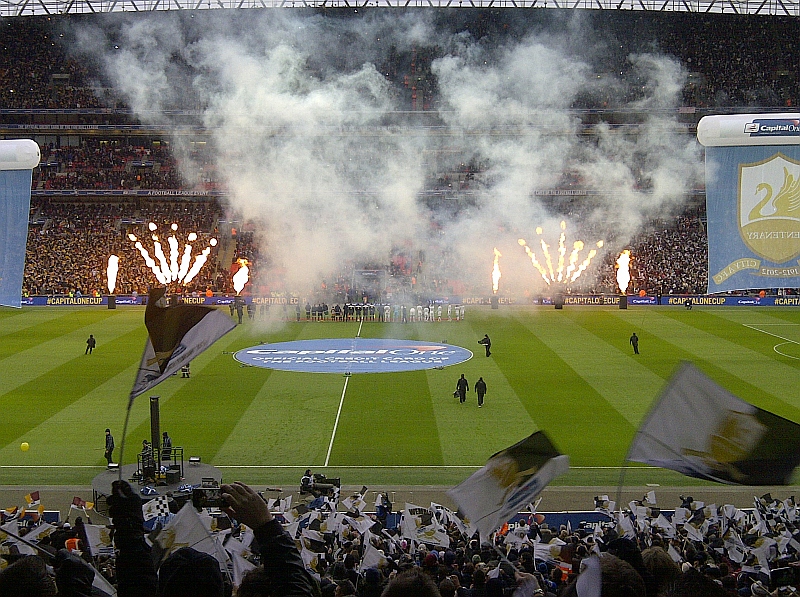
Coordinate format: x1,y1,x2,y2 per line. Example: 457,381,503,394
71,10,703,297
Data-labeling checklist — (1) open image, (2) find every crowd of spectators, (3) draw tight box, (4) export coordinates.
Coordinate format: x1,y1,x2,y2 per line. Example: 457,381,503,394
0,17,106,110
23,198,225,296
2,482,799,597
595,210,709,296
2,12,800,113
34,139,211,192
20,198,719,302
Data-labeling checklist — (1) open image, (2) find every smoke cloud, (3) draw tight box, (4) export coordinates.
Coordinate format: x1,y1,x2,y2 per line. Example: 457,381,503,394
70,9,703,298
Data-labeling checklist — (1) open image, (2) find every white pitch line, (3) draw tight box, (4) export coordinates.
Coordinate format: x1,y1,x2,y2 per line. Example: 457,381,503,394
216,465,632,469
743,323,800,360
0,465,103,469
323,322,363,466
743,323,800,347
324,376,349,467
0,464,644,470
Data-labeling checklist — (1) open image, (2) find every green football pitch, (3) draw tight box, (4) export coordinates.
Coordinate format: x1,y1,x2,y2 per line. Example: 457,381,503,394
2,305,800,489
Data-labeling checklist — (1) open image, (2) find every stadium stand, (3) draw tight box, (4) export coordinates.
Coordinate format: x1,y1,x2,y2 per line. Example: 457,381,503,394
3,8,800,594
2,484,799,596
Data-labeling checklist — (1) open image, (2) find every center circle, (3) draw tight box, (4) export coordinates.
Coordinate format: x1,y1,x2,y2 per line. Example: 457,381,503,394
234,338,473,374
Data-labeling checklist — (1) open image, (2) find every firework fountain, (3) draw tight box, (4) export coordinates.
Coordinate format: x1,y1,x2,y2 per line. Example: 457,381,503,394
518,221,605,288
126,223,218,292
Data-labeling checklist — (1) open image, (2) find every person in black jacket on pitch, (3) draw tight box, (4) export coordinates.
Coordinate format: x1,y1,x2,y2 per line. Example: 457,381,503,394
478,334,491,357
456,374,469,404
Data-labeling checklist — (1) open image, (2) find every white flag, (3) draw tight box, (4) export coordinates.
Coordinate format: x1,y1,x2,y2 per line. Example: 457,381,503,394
447,431,569,539
130,287,235,400
627,362,800,485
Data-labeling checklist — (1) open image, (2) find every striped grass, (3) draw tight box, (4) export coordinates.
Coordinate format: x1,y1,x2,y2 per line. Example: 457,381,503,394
1,304,799,488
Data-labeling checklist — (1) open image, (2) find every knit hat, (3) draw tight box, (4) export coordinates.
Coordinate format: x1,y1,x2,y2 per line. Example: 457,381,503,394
423,553,438,568
472,554,482,564
158,547,224,597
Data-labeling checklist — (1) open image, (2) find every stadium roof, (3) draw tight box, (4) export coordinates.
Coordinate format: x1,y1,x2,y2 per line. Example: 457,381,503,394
1,0,799,17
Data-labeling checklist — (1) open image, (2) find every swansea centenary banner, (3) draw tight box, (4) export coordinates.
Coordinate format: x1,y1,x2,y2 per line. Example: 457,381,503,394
700,114,800,293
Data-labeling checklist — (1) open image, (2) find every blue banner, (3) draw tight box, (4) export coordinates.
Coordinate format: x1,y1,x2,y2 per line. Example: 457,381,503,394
706,145,800,292
235,338,473,374
12,294,800,307
0,170,33,308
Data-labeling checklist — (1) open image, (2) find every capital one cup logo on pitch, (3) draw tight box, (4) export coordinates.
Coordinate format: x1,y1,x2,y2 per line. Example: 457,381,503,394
739,152,800,264
235,338,473,374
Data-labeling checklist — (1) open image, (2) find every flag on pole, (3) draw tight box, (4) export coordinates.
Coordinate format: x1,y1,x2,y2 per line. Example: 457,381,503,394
399,503,450,548
627,362,800,485
447,430,569,539
24,491,40,506
360,533,389,571
130,287,235,400
154,502,229,566
142,495,171,521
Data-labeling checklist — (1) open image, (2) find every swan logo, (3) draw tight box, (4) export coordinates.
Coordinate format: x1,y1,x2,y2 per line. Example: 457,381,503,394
739,152,800,263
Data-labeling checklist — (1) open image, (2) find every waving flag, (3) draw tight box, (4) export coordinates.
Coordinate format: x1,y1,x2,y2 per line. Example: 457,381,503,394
447,430,569,539
130,287,235,399
627,362,800,485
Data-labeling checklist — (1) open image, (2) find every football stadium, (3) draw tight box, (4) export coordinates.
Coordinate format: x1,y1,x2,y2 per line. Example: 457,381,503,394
2,5,800,595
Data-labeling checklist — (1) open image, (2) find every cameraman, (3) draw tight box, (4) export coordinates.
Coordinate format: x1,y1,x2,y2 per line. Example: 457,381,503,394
300,469,315,495
300,469,336,498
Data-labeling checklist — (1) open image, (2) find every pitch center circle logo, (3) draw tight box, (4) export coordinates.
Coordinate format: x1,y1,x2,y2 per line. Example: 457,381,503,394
235,339,473,374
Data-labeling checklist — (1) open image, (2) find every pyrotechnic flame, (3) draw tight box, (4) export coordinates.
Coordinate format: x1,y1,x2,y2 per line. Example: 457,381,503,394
168,234,180,280
518,238,551,284
233,258,250,295
556,221,567,282
183,247,211,285
127,224,219,288
134,241,169,285
153,237,171,282
540,238,555,282
571,249,597,282
616,250,632,294
107,255,119,294
492,248,502,294
520,224,605,286
565,241,583,279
